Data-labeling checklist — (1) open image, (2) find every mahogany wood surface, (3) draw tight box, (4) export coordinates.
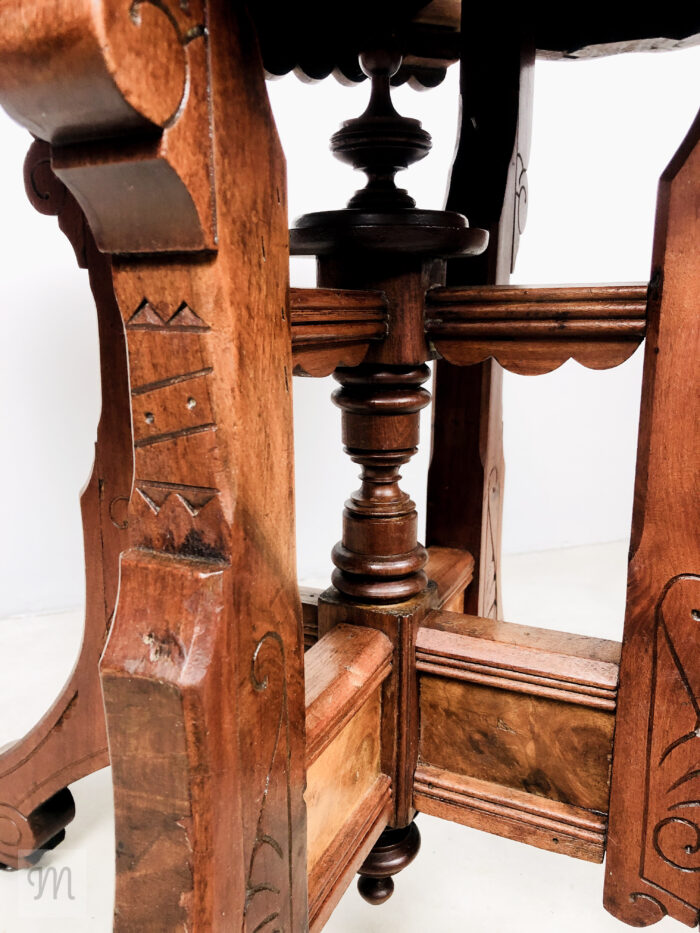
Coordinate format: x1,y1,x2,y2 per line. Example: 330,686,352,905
416,610,619,862
604,113,700,929
0,141,131,869
290,286,388,377
1,3,309,928
426,25,534,621
427,283,649,374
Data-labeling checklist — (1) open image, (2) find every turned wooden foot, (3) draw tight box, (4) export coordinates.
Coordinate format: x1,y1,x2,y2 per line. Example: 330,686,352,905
357,821,421,905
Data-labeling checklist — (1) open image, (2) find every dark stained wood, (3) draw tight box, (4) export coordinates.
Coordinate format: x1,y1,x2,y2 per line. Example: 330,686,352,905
357,821,421,904
0,141,131,869
425,545,475,613
426,283,648,374
300,586,322,650
330,364,433,602
252,3,699,87
416,609,619,862
290,286,387,377
604,113,700,929
426,25,534,621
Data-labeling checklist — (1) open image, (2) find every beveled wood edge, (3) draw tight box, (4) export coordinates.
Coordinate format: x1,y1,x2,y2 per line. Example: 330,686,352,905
305,624,393,765
414,765,606,863
290,286,388,376
425,546,475,609
417,610,620,711
308,775,392,931
426,283,649,374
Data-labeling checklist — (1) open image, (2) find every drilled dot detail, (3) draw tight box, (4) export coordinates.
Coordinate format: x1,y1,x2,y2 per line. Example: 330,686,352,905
187,397,197,410
144,412,154,424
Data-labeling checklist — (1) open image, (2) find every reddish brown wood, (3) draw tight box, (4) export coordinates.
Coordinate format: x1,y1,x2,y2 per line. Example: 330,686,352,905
426,283,648,374
604,113,700,929
305,624,392,764
427,26,534,621
414,767,607,861
0,141,131,869
425,546,475,612
416,610,620,862
330,364,432,602
290,286,387,376
1,4,309,928
303,625,394,927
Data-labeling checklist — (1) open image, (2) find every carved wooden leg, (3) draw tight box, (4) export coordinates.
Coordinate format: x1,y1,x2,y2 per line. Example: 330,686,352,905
604,113,700,928
0,141,130,869
1,3,308,928
426,24,534,620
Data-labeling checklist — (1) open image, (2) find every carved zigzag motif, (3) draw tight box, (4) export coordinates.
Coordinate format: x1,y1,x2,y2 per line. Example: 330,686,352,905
127,299,210,331
136,480,218,517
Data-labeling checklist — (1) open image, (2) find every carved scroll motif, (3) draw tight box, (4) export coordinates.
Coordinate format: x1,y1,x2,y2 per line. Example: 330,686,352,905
641,575,700,907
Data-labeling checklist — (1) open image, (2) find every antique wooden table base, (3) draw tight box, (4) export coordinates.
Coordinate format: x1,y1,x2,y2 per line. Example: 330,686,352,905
0,4,698,930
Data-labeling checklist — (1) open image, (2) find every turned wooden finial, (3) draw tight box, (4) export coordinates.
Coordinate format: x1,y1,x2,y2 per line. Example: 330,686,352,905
357,821,421,905
331,49,431,211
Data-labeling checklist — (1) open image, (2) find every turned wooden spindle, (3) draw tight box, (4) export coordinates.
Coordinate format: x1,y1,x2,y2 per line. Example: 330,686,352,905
331,364,431,602
292,46,488,908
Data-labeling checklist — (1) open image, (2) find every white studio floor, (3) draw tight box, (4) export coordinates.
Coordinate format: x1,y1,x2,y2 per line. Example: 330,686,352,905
0,542,679,932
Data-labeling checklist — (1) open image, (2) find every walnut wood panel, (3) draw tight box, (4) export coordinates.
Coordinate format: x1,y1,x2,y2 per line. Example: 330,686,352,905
0,3,309,928
604,113,700,928
426,25,534,621
305,624,393,765
308,776,391,932
0,142,131,868
416,610,619,862
303,625,393,928
290,286,387,376
414,766,607,861
319,587,437,829
426,283,648,374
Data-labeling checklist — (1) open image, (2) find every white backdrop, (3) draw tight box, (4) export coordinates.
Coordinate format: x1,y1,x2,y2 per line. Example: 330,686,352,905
1,47,698,618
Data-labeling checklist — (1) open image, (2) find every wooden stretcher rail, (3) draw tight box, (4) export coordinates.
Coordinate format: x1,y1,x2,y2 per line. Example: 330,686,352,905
304,624,393,931
414,610,621,862
290,286,388,376
426,283,649,374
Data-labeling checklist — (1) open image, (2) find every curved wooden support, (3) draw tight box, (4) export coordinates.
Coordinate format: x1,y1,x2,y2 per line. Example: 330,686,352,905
0,3,309,928
0,0,216,253
427,283,648,374
604,112,700,929
0,140,131,869
290,287,388,376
